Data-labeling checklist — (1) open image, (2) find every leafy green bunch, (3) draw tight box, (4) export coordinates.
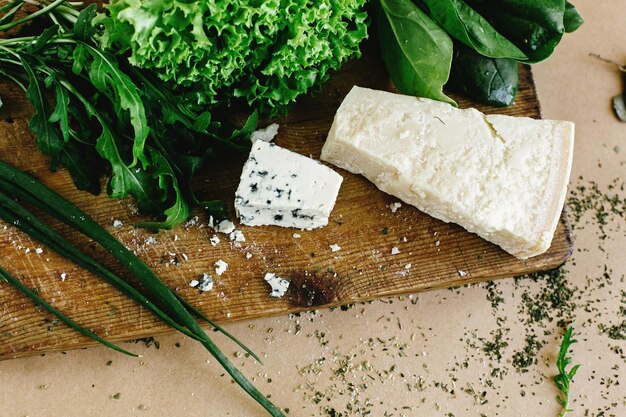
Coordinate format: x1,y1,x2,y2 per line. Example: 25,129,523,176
0,1,258,230
97,0,369,116
378,0,584,106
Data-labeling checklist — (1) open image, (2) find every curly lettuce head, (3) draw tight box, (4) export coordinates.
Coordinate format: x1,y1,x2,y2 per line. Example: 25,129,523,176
97,0,368,115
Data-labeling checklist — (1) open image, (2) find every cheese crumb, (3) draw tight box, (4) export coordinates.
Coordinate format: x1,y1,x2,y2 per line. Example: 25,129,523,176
113,220,123,229
389,202,402,213
229,230,246,242
329,244,341,252
293,233,301,238
458,270,468,277
250,123,279,144
35,248,43,254
214,260,228,276
188,279,199,288
196,274,214,292
145,236,157,245
60,272,67,281
245,252,253,259
264,273,290,298
391,247,400,255
209,235,220,246
216,220,235,234
405,263,412,270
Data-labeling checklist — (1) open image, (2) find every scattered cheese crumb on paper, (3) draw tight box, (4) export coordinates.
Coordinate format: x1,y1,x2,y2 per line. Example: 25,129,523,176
35,248,43,254
391,247,400,255
329,244,341,252
264,273,290,298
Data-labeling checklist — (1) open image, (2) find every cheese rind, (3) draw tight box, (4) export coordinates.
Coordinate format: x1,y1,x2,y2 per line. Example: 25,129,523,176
235,141,343,229
320,86,574,259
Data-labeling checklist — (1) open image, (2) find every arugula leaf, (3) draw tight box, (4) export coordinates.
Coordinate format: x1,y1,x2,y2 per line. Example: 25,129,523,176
419,0,527,60
136,147,190,230
47,77,71,142
21,56,65,157
563,2,584,33
73,4,97,41
377,0,455,105
72,42,149,168
25,25,59,55
55,141,103,194
448,47,519,107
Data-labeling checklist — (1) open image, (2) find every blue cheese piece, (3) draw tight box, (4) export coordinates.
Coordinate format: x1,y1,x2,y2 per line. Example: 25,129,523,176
321,86,575,259
235,141,343,229
264,273,290,298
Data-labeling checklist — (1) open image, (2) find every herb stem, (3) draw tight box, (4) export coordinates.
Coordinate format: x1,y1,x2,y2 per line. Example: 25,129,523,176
0,0,66,31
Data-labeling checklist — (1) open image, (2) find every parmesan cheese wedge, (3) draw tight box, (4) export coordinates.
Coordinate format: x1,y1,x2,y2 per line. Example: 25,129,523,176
320,86,575,259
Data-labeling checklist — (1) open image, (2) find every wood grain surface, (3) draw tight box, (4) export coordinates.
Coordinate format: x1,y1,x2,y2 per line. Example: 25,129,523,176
0,40,573,360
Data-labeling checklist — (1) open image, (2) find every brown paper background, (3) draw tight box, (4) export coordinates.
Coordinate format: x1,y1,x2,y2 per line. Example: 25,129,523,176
1,1,625,416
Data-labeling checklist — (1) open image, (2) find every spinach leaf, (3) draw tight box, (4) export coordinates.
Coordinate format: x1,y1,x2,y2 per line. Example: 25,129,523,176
564,1,584,33
448,47,518,107
468,0,566,63
419,0,527,60
377,0,455,105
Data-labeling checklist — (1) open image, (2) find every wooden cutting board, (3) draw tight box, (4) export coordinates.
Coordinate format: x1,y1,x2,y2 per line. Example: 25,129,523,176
0,41,572,360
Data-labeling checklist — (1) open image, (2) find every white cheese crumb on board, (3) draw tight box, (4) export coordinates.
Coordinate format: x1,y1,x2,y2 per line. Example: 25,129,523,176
113,220,123,229
250,123,279,144
209,235,220,246
193,274,214,292
215,220,235,234
264,273,290,298
329,244,341,252
389,202,402,213
292,233,301,238
391,247,400,255
214,260,228,276
229,230,245,242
